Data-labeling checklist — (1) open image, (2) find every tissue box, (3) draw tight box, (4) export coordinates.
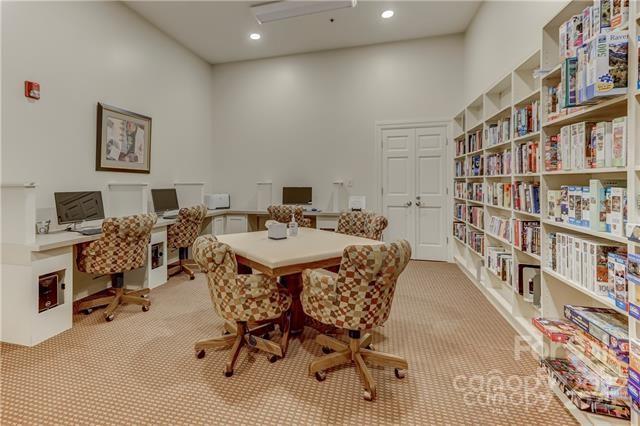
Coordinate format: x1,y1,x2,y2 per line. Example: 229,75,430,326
268,222,287,240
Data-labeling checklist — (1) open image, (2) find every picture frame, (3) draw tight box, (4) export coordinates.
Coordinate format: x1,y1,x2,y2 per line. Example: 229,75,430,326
96,103,151,173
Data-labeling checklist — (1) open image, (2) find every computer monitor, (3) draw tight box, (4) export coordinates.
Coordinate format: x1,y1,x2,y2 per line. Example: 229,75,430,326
151,188,179,213
54,191,105,225
282,187,312,205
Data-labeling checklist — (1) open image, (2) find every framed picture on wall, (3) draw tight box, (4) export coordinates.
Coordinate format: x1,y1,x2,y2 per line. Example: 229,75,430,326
96,103,151,173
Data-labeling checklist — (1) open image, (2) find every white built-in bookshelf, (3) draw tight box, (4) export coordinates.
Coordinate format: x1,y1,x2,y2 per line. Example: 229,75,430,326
451,1,639,424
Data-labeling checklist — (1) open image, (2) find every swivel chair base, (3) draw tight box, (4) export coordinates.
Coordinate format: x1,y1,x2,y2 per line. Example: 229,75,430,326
194,314,290,377
309,330,408,401
76,273,150,322
168,247,198,280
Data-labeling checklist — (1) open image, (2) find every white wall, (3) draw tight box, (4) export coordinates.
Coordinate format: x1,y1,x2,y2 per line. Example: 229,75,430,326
209,35,464,211
463,0,566,103
1,1,215,219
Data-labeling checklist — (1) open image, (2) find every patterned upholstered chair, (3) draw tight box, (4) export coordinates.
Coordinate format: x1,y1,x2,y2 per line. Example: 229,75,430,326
193,235,292,377
76,213,157,321
336,211,388,241
301,240,411,401
167,204,207,280
267,205,312,228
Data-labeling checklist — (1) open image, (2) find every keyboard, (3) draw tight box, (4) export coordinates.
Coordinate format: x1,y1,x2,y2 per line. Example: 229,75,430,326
162,210,179,219
79,228,102,236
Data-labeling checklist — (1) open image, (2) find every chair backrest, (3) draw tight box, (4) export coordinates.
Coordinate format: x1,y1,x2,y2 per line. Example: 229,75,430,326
168,204,207,249
333,240,411,330
77,213,157,274
192,235,239,319
268,205,305,224
336,211,388,241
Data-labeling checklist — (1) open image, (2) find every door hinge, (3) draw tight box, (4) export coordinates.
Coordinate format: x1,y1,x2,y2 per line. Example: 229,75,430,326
446,187,449,195
381,186,383,195
446,236,449,244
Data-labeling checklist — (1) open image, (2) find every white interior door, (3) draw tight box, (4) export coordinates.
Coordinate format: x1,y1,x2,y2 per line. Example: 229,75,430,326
381,128,415,246
380,123,448,261
414,126,447,261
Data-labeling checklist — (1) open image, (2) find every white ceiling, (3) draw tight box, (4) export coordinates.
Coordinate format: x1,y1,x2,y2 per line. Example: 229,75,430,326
125,1,482,64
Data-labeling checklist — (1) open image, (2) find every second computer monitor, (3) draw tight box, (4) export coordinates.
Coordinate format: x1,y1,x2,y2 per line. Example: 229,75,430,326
151,188,179,213
54,191,105,225
282,187,312,205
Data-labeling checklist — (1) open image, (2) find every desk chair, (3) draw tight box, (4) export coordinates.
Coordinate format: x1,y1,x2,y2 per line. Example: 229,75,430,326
301,240,411,401
167,204,207,280
193,235,291,377
336,211,388,241
267,205,312,228
76,213,157,322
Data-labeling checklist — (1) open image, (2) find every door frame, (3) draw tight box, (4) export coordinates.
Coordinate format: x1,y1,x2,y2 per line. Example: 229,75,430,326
374,119,453,262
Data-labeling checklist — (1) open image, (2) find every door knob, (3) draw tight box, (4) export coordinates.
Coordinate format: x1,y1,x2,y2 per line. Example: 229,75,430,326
416,201,422,207
405,201,412,206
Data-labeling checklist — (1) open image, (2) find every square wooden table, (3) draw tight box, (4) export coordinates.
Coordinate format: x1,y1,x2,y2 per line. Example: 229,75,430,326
216,227,382,334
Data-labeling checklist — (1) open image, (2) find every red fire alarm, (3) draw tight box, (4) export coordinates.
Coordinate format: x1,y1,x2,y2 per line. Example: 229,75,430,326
25,81,40,100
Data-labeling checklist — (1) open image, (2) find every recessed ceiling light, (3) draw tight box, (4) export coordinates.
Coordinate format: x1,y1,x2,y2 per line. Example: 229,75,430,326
249,33,261,40
381,10,394,19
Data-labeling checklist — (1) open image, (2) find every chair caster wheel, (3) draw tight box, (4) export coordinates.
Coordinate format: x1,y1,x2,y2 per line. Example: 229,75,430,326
322,346,333,354
224,370,233,377
366,344,375,351
262,333,270,340
196,349,205,359
315,371,327,382
142,305,150,312
268,355,279,363
189,275,195,281
105,314,115,322
222,330,231,336
394,368,406,379
363,390,374,401
83,308,93,315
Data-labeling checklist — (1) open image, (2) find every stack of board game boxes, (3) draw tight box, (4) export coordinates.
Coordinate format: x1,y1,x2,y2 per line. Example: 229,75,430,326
557,1,629,109
533,304,631,420
547,179,627,237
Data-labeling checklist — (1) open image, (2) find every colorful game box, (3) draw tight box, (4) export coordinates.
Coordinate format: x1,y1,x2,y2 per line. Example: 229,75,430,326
532,318,577,343
564,305,629,356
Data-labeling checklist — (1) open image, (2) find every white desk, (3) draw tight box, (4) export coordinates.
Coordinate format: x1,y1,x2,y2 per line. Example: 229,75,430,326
2,209,341,346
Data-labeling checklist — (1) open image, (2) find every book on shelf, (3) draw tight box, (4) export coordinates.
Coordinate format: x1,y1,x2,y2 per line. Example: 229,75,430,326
467,205,484,229
466,129,483,153
467,229,484,255
513,181,539,214
513,219,540,256
487,216,511,242
453,222,466,243
544,120,625,172
464,154,484,177
454,203,466,222
486,246,512,283
485,150,511,176
455,138,465,157
485,182,511,209
513,100,539,137
514,140,538,174
485,118,510,147
455,159,465,177
454,181,465,199
465,182,483,202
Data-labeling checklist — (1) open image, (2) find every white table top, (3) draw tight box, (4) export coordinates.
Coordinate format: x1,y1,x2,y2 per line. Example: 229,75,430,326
216,227,382,272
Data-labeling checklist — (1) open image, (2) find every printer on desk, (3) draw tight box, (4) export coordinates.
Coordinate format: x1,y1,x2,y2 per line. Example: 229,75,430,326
205,193,230,210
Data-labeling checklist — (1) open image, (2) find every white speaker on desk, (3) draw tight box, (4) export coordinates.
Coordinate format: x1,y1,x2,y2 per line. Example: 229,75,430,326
348,196,366,211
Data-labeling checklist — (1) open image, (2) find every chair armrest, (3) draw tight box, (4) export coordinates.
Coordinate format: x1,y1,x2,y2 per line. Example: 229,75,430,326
236,274,279,299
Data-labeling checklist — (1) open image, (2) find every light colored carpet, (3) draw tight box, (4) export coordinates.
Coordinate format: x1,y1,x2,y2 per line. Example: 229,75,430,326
1,261,577,425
